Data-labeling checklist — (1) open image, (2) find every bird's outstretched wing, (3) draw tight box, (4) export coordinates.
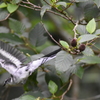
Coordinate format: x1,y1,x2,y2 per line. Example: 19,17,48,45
27,48,61,73
0,41,27,75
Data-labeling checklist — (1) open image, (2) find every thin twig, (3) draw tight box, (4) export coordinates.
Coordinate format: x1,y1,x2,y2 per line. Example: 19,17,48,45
96,19,100,22
47,10,69,20
21,1,41,9
0,13,10,21
20,3,74,24
19,4,35,10
21,0,41,11
86,36,100,46
73,21,79,39
60,79,73,100
41,22,62,48
62,0,76,11
20,0,75,25
43,0,75,25
43,0,51,6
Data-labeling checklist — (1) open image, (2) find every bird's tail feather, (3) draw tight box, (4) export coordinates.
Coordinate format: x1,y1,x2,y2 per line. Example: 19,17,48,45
41,48,61,64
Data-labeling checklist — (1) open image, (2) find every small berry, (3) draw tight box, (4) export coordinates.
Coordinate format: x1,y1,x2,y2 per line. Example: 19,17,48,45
79,44,86,52
71,38,77,47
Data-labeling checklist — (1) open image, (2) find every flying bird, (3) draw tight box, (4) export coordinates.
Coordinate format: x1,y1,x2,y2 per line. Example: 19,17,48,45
0,41,61,86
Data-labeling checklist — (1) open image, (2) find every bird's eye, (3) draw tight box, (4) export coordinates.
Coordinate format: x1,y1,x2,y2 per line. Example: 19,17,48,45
29,71,32,75
25,68,29,71
3,78,11,86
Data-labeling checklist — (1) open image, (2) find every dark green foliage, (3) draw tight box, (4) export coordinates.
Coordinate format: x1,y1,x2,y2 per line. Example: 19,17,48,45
0,0,100,100
29,23,47,47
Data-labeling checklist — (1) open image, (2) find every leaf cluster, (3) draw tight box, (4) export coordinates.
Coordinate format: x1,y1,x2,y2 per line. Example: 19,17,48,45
0,0,100,100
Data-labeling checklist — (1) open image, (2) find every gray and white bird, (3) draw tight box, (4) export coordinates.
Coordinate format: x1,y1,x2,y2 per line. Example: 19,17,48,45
0,41,61,86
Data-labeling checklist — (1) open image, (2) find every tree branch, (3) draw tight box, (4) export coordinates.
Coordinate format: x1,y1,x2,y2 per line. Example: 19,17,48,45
41,22,62,48
73,21,79,39
60,79,73,100
21,0,75,25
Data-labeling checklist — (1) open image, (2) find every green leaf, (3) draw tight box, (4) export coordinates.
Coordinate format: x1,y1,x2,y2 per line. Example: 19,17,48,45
48,80,58,94
45,72,61,89
93,38,100,51
20,95,36,100
9,18,25,34
82,46,94,56
56,2,67,7
14,91,44,100
84,3,99,22
76,25,88,34
11,0,22,4
60,71,71,83
59,40,69,49
75,67,84,79
78,34,98,43
0,9,10,21
0,3,7,8
41,46,60,58
86,18,96,34
80,55,100,64
7,3,18,13
14,95,36,100
0,33,24,44
0,26,9,33
94,29,100,35
29,23,47,47
93,0,100,8
55,51,73,73
40,5,51,18
60,57,81,83
51,0,56,4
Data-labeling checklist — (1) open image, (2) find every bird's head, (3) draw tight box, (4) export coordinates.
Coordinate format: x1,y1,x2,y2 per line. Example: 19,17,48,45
3,77,14,87
3,75,27,87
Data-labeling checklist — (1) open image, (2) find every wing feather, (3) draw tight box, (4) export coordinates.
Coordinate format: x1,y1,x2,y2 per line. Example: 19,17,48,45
0,41,27,68
0,59,17,75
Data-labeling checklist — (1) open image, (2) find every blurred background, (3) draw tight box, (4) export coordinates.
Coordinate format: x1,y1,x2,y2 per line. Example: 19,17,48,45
0,0,100,100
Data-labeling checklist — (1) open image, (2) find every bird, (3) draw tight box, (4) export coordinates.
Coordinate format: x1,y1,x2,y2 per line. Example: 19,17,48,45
0,41,61,86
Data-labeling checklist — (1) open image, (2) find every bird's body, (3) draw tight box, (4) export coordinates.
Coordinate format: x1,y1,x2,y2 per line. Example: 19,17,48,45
0,41,61,86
